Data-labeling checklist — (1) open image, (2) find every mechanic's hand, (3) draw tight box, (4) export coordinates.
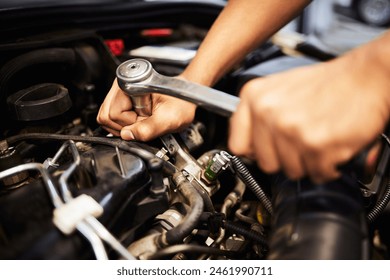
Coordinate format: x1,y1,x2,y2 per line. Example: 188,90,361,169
229,58,390,183
97,78,196,141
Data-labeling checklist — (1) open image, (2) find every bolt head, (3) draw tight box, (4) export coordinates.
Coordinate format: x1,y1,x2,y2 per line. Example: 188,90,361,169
116,58,152,83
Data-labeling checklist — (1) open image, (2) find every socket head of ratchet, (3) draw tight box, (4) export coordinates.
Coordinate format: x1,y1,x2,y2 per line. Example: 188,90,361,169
116,58,153,116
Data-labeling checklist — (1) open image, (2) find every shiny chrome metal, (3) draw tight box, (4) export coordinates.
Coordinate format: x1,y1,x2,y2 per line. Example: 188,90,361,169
117,59,153,116
116,58,240,117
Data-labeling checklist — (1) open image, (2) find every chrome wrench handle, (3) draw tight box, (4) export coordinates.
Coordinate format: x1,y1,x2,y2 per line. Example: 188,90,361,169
116,58,240,117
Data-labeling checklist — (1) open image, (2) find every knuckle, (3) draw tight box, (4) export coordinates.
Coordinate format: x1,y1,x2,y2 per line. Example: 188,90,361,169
256,156,279,174
96,114,102,124
108,112,118,122
301,132,326,154
252,96,279,120
253,96,269,112
240,79,259,99
96,114,108,126
274,117,299,137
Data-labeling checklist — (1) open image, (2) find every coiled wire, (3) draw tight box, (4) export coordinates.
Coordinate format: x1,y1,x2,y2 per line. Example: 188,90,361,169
229,155,273,215
367,133,390,223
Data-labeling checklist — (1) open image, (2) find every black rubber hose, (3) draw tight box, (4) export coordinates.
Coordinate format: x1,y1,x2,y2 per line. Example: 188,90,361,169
268,178,369,260
224,220,268,248
230,155,273,215
0,48,77,100
159,173,204,246
5,132,176,175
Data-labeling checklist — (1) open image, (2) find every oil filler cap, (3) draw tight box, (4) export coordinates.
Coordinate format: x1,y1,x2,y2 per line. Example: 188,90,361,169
7,83,72,121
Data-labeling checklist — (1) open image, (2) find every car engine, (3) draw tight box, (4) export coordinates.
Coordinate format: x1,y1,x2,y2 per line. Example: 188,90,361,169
0,0,390,260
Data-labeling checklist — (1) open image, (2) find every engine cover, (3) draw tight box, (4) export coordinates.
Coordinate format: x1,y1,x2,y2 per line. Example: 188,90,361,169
0,144,168,259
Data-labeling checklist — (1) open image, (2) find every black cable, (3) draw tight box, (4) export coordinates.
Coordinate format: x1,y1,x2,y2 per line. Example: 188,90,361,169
5,132,176,175
367,133,390,223
146,244,237,260
367,180,390,223
382,133,390,146
223,220,268,248
229,155,273,215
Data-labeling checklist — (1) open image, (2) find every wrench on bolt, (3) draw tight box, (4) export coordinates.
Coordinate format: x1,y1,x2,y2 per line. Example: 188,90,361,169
116,59,372,176
116,58,240,117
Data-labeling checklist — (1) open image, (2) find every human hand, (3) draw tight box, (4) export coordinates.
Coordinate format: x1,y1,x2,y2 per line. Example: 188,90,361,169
228,58,390,183
97,78,196,141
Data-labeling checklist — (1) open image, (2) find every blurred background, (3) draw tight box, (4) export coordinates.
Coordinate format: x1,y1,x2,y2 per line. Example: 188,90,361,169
281,0,388,54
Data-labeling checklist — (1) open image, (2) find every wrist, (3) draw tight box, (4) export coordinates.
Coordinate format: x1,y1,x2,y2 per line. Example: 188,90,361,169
338,35,390,119
180,66,216,87
362,33,390,114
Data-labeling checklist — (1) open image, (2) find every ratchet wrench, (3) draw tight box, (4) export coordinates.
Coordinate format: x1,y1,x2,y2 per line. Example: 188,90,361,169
116,59,371,181
116,58,240,117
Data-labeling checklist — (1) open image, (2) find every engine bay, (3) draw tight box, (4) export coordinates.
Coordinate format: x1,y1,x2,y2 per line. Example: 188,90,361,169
1,0,390,260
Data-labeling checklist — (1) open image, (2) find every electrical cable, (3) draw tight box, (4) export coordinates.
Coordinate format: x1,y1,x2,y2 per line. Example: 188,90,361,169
223,220,268,248
5,132,176,175
367,133,390,223
229,155,273,215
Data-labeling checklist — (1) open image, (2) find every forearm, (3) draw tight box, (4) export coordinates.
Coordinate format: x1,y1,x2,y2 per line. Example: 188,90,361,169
367,32,390,116
336,31,390,118
181,0,311,86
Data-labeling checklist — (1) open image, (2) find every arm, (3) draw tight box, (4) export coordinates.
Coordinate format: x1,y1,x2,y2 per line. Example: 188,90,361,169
182,0,311,86
97,0,311,140
229,31,390,183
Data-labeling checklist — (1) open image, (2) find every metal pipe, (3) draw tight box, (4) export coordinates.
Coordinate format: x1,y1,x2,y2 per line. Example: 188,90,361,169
0,162,63,208
54,140,136,260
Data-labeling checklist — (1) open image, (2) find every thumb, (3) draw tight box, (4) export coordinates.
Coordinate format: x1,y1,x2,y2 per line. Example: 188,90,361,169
120,114,167,142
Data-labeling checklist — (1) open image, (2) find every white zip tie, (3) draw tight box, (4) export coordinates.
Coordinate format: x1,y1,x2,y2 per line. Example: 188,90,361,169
53,194,103,235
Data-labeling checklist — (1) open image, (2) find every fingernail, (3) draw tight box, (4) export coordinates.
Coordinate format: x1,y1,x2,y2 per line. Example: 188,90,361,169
121,129,135,140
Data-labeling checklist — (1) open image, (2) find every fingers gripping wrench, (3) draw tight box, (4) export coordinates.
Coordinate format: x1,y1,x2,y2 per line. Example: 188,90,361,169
116,58,240,117
116,59,370,176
